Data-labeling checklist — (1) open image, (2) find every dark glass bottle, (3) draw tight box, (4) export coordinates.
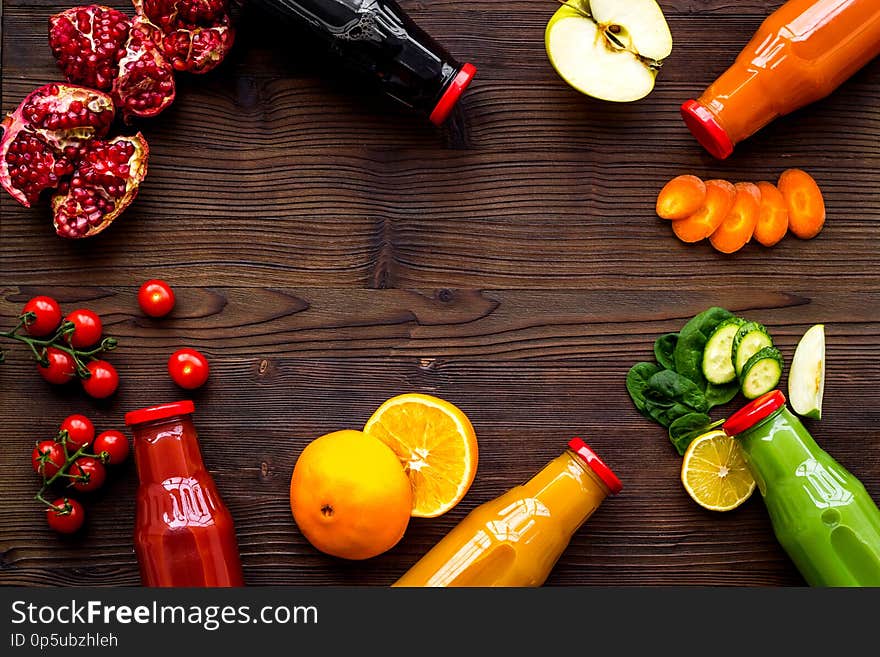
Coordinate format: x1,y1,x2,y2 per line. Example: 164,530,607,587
249,0,476,124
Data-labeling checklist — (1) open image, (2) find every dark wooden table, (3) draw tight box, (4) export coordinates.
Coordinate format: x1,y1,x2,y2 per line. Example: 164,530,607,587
1,0,878,587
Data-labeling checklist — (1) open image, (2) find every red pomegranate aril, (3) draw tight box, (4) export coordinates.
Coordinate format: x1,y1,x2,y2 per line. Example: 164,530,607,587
112,27,176,121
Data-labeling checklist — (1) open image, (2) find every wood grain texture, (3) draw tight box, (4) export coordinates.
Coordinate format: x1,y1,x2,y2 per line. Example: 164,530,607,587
1,1,879,587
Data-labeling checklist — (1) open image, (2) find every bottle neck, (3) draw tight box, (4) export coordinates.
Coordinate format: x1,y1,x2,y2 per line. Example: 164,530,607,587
519,451,611,535
249,0,468,120
737,406,822,490
132,415,207,484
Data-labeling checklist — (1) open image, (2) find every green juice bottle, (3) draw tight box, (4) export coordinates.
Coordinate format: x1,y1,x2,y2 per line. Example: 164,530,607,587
724,390,880,586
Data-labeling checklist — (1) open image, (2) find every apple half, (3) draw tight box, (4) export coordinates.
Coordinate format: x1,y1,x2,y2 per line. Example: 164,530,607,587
545,0,673,102
788,324,826,420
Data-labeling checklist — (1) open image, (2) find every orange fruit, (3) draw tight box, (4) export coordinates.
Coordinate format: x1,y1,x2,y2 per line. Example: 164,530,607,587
363,393,478,518
289,429,412,560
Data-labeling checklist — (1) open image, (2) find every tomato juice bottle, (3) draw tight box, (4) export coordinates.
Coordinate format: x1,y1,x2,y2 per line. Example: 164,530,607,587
393,438,622,587
681,0,880,158
724,391,880,586
126,401,245,587
247,0,476,125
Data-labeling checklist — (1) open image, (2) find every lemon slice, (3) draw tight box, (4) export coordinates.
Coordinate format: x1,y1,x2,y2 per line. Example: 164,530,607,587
364,393,478,518
681,429,756,511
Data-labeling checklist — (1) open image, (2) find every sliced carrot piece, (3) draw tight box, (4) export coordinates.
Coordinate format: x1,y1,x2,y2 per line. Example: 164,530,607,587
778,169,825,239
672,179,736,243
709,182,760,254
754,181,789,247
656,175,707,220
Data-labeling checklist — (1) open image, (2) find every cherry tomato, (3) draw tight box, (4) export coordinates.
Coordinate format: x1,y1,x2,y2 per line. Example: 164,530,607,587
60,414,95,451
32,440,65,478
168,348,210,389
37,347,76,385
93,430,129,465
64,308,103,349
46,497,85,534
21,296,62,337
81,360,119,399
69,456,106,493
138,279,175,318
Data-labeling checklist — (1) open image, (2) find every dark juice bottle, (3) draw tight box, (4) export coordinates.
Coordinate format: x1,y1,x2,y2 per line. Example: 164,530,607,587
248,0,476,124
126,401,245,587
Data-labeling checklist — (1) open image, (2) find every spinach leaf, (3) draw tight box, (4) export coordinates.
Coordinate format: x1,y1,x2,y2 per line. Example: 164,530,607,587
646,369,709,413
705,380,740,409
626,362,661,416
668,414,727,455
673,307,734,388
653,333,679,372
644,399,695,427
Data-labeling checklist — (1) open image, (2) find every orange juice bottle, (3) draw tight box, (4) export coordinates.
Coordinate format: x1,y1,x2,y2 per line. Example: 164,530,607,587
393,438,622,587
681,0,880,159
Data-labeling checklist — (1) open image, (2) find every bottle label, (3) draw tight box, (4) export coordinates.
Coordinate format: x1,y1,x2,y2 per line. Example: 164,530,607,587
161,476,216,528
796,458,854,509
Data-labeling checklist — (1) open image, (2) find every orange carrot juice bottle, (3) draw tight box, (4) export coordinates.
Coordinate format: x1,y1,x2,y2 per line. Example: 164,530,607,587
681,0,880,159
393,438,622,587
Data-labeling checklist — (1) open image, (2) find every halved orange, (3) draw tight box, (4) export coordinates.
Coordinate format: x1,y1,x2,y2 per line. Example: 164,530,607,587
363,393,478,518
681,429,756,511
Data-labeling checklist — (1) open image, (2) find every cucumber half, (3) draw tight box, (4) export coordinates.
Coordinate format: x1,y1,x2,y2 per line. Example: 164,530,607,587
702,317,745,385
740,346,784,399
733,322,774,377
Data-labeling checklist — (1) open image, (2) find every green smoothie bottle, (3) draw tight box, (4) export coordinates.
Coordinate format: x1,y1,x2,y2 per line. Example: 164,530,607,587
723,390,880,586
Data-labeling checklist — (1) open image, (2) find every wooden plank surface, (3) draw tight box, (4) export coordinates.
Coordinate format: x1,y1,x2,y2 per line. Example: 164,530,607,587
1,1,879,587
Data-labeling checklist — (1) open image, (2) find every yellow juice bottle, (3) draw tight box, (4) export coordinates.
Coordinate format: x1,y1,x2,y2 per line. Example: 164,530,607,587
393,438,622,587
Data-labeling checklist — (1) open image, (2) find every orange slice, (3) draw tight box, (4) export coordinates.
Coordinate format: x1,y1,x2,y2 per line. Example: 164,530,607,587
681,429,756,512
364,393,478,518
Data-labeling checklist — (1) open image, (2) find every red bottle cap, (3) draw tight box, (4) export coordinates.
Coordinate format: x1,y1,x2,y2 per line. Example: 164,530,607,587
680,99,735,160
429,63,477,126
125,400,195,426
568,437,623,495
723,390,786,437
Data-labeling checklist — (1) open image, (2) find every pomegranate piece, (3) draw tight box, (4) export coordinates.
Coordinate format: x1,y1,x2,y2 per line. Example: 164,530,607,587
0,84,115,207
49,5,132,91
135,0,235,74
52,133,149,239
113,28,176,121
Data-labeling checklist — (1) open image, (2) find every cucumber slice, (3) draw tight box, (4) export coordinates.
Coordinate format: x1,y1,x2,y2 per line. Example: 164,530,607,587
733,321,774,377
740,346,783,399
788,324,825,419
702,317,745,384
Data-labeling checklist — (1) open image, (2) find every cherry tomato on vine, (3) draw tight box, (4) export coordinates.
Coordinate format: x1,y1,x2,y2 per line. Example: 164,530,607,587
37,347,76,385
138,280,175,318
22,296,62,337
60,414,95,451
168,348,210,390
81,360,119,399
69,456,106,493
46,497,85,534
64,308,103,349
93,430,129,465
32,440,65,478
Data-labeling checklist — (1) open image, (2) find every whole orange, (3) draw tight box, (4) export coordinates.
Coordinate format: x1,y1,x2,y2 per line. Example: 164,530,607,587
289,429,412,560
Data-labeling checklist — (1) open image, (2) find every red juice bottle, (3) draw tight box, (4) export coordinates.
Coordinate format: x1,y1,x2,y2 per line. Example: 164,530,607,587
126,401,245,587
248,0,476,124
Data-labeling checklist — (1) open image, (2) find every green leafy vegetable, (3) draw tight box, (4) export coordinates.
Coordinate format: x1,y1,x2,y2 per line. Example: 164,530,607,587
626,362,662,416
705,380,740,409
653,333,678,371
645,369,708,413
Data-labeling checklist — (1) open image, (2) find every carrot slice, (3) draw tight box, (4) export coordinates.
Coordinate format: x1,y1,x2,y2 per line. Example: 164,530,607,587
672,179,737,243
709,182,760,254
656,175,707,220
753,181,789,247
778,169,825,239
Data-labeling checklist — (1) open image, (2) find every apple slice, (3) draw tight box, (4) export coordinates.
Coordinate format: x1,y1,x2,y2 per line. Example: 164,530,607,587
788,324,825,420
545,0,673,102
